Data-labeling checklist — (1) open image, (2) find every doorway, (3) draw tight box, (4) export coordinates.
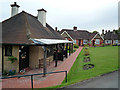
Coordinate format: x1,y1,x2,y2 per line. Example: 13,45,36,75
92,40,95,46
19,46,29,71
79,40,81,46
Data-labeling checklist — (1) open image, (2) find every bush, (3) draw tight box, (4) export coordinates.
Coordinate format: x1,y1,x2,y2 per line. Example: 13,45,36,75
8,70,16,75
84,44,89,47
84,48,90,56
94,44,97,47
112,44,117,46
8,56,17,63
101,43,105,47
74,44,79,48
3,70,8,75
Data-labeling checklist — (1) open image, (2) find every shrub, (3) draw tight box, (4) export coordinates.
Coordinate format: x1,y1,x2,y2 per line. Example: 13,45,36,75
84,44,89,47
8,70,16,75
101,43,105,47
8,56,17,63
94,44,97,47
112,44,117,46
3,70,8,75
74,44,79,48
84,48,90,56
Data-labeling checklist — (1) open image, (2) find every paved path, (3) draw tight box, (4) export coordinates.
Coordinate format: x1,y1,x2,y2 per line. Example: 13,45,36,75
65,71,118,88
1,47,83,88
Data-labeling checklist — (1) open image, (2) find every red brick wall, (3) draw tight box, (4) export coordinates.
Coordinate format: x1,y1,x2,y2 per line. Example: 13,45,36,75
89,39,103,46
65,37,72,41
76,40,79,46
81,40,83,46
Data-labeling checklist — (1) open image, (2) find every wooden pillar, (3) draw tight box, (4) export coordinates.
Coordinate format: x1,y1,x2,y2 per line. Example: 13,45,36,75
55,44,58,67
66,43,68,58
72,43,73,53
43,46,47,76
61,43,64,61
69,44,71,56
2,46,4,73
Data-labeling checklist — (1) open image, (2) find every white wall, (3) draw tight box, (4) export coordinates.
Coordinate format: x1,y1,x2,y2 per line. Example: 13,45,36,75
11,6,19,17
37,11,46,27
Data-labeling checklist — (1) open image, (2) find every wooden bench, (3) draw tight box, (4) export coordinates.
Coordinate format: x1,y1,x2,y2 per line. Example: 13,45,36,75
39,58,51,68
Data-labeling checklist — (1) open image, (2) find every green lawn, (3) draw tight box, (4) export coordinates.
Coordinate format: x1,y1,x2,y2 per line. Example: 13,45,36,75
44,46,119,89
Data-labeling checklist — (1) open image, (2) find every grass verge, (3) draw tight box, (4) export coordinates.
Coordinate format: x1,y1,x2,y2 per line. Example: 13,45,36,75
39,46,118,89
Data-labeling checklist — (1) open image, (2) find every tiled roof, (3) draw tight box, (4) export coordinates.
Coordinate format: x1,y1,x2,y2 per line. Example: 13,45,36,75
2,11,64,45
104,31,118,40
61,29,98,40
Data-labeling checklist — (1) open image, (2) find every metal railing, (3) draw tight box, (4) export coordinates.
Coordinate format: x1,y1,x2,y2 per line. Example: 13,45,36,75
0,70,67,89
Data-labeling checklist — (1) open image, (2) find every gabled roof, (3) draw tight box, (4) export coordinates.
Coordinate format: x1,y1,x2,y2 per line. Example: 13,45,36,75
61,29,101,40
2,11,64,45
61,29,90,40
104,31,118,40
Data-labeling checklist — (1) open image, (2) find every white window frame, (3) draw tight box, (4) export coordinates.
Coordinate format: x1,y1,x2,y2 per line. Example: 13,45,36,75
105,40,112,44
73,40,76,44
83,40,88,44
95,39,100,45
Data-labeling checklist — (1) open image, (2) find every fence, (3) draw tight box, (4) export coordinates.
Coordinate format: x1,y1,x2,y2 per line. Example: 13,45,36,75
0,70,67,89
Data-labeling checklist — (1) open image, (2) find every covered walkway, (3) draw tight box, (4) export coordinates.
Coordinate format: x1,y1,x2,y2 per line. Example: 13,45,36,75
1,47,83,88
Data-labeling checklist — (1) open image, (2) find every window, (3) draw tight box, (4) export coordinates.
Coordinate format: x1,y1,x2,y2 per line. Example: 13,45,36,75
115,40,118,44
105,40,111,44
95,39,100,44
83,40,88,44
5,46,12,56
73,40,76,44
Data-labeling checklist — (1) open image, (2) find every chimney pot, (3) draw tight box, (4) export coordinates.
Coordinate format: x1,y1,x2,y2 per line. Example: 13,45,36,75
11,2,20,17
102,29,104,34
113,29,116,34
73,26,77,31
55,27,57,31
37,8,47,27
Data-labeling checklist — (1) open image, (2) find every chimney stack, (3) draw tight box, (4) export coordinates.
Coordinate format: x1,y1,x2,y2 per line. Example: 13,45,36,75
37,8,47,27
11,2,20,17
113,29,116,34
105,30,107,33
55,27,57,31
73,26,77,31
102,29,104,35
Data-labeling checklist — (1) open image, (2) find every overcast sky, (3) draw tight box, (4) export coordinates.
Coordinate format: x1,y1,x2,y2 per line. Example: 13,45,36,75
0,0,119,33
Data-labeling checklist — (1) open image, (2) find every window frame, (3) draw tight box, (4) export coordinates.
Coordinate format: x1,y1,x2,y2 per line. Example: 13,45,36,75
95,39,100,45
73,40,76,44
83,40,88,44
105,40,111,44
5,45,12,56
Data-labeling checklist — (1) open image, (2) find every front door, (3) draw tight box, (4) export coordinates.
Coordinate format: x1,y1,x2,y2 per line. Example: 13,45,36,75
19,46,29,71
92,40,95,46
79,40,81,46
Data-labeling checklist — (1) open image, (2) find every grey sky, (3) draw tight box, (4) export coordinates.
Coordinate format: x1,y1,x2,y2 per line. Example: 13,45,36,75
0,0,119,33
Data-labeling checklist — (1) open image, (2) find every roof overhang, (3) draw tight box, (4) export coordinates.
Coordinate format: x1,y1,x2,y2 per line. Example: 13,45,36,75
31,38,73,45
61,31,74,41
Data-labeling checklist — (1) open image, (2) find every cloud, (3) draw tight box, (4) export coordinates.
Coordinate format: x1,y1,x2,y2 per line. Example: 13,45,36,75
0,0,119,33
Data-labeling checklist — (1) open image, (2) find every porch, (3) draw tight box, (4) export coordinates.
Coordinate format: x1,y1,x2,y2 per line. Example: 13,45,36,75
1,47,83,88
2,39,73,76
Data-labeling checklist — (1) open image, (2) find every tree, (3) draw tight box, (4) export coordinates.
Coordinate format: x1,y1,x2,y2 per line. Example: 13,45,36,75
115,27,120,34
92,31,98,33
